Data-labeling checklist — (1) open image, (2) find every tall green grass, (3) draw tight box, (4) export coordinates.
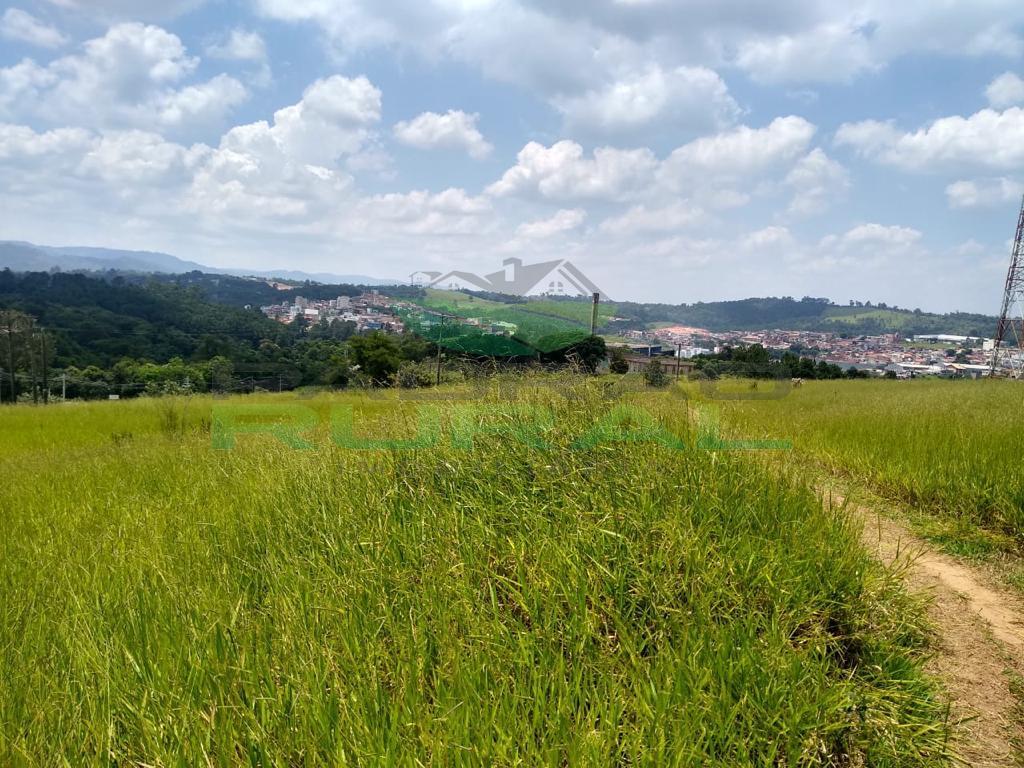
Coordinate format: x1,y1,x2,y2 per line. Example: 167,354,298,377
715,379,1024,542
0,379,950,765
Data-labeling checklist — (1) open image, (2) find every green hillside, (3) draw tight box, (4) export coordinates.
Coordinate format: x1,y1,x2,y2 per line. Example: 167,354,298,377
611,297,997,337
408,289,617,354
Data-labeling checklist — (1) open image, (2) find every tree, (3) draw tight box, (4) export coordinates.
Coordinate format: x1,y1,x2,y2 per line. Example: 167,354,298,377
565,335,607,373
609,346,629,374
349,332,402,384
644,359,668,387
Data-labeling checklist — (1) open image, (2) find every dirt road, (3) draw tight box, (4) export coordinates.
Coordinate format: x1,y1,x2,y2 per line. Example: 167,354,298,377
833,493,1024,766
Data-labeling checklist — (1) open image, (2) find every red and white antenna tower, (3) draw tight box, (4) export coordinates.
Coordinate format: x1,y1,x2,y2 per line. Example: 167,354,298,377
991,195,1024,378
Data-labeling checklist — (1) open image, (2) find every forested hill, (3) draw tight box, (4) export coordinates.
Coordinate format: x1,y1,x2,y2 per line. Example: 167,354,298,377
611,296,998,337
123,271,424,307
0,270,292,368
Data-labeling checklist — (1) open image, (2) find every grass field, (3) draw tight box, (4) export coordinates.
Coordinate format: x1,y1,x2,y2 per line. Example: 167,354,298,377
714,379,1024,554
415,289,618,350
0,379,954,765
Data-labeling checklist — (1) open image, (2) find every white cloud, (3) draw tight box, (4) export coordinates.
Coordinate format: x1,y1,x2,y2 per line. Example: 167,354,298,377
0,23,248,132
552,65,740,134
784,148,849,215
0,122,92,163
986,72,1024,108
836,108,1024,171
393,110,492,159
488,117,819,213
253,0,1024,97
487,140,658,201
515,208,586,239
206,29,266,61
599,200,705,235
736,22,878,84
77,129,207,183
945,177,1024,209
1,8,68,48
659,116,816,189
186,75,382,222
620,234,719,269
347,188,493,236
152,74,248,129
741,225,796,251
814,223,923,269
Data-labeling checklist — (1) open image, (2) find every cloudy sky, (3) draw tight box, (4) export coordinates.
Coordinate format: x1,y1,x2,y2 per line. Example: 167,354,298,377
2,1,1024,312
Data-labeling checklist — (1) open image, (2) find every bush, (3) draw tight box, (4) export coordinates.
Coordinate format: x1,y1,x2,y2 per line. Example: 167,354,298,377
644,359,668,387
609,347,629,374
394,361,436,389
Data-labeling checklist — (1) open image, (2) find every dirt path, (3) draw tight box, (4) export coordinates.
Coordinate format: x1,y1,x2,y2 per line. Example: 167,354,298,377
827,491,1024,766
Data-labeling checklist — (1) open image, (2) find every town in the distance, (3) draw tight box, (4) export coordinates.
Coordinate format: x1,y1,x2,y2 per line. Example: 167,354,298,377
255,254,1003,380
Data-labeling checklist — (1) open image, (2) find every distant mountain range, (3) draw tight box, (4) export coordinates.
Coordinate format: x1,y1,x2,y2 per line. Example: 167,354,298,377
0,240,396,286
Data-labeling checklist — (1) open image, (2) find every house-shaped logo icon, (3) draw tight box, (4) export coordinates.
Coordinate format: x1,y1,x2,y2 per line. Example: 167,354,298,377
410,258,609,300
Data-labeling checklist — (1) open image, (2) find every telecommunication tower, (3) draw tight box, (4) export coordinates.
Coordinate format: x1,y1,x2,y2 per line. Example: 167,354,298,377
991,196,1024,378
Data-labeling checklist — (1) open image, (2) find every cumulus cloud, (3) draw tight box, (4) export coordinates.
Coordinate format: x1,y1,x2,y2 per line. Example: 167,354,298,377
835,108,1024,171
0,122,92,163
487,116,819,214
77,129,208,183
986,72,1024,108
659,116,816,189
945,177,1024,209
599,200,705,235
487,140,659,201
254,0,1024,97
552,65,740,134
393,110,492,159
205,29,271,87
206,29,266,61
735,22,879,84
0,23,248,131
347,188,493,236
515,208,586,239
814,223,923,269
187,75,382,221
1,8,68,48
784,148,849,215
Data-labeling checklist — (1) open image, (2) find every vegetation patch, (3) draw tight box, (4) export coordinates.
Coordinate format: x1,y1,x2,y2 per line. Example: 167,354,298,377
0,378,952,765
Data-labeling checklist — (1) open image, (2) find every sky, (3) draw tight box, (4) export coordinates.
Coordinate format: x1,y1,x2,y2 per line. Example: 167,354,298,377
2,2,1024,312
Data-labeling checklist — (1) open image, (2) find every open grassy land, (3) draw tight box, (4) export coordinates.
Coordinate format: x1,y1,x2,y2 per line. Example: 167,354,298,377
417,289,618,347
715,379,1024,553
0,379,951,765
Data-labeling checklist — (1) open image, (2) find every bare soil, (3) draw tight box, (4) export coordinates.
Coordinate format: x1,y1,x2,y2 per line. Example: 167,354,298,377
828,491,1024,766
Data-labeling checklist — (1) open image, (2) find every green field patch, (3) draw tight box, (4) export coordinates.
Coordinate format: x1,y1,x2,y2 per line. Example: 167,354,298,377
0,379,951,765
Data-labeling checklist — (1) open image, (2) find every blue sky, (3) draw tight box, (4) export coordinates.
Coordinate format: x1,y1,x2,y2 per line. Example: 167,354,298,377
2,1,1024,313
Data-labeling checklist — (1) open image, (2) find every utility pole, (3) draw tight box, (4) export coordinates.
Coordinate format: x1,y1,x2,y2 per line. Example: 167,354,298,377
2,313,16,404
590,292,600,336
61,372,66,401
39,328,49,405
28,318,38,405
676,342,682,380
